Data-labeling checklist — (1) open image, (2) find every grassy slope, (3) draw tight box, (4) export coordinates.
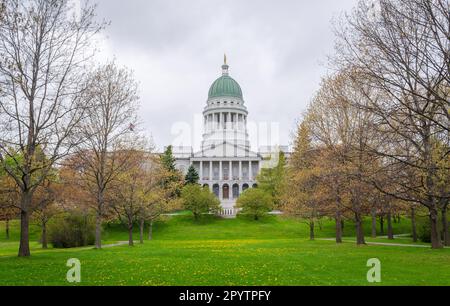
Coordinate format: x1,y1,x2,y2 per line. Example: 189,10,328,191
0,215,449,286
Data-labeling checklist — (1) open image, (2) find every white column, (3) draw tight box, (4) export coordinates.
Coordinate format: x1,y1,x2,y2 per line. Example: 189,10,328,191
219,161,223,181
209,161,213,180
249,161,253,180
239,161,243,180
200,161,203,180
228,112,232,130
229,161,232,180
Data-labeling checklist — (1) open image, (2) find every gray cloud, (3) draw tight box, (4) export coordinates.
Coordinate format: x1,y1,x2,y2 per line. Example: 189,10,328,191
95,0,358,151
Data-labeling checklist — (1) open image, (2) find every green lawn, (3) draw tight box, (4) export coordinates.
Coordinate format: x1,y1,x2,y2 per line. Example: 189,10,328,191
0,215,449,286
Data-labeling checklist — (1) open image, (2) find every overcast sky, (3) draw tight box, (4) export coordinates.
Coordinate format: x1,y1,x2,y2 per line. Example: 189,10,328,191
94,0,358,152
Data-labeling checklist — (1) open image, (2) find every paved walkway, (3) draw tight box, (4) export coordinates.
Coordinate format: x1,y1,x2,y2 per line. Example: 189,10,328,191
317,238,449,249
102,241,130,248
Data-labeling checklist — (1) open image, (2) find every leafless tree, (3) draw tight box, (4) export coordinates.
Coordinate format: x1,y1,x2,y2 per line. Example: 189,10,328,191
74,62,140,249
308,71,383,245
0,0,104,256
334,0,449,248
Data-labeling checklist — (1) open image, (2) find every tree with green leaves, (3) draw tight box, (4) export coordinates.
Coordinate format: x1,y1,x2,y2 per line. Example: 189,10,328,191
185,165,200,185
237,188,273,221
181,184,220,220
257,151,286,210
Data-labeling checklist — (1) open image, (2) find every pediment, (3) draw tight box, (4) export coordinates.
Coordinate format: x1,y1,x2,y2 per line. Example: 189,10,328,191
194,142,259,158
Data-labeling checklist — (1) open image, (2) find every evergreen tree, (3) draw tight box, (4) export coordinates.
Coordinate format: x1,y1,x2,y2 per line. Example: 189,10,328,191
160,146,183,198
161,146,177,172
185,165,200,185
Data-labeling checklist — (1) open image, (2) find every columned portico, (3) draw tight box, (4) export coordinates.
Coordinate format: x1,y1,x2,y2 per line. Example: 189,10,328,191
196,157,260,208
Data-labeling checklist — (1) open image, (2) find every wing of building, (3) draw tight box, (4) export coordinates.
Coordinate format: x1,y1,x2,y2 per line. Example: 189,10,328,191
171,59,290,217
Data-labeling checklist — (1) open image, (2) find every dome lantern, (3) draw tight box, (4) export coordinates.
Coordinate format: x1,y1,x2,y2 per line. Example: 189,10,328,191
222,54,229,76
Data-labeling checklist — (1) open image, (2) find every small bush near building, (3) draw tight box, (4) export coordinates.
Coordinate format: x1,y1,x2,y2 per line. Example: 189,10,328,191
237,188,273,221
182,184,221,220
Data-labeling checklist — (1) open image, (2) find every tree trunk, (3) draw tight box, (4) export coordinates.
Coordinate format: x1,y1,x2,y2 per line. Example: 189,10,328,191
387,210,394,240
442,207,449,247
18,192,31,257
430,208,443,249
139,219,144,244
128,224,134,247
371,209,377,238
379,216,385,235
95,211,102,249
148,221,153,240
335,211,342,244
309,220,315,241
411,207,418,243
42,222,48,249
355,212,366,245
5,218,9,240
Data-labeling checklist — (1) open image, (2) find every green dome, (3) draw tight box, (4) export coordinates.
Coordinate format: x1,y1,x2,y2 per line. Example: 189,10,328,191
208,75,243,100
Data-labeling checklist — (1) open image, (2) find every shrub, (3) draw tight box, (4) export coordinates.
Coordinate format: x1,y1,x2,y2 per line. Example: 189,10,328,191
49,213,96,248
418,217,431,243
236,188,273,221
181,184,220,220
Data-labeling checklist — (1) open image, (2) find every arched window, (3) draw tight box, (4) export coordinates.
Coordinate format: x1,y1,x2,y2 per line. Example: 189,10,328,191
243,184,250,192
203,184,210,190
213,184,220,198
232,184,240,199
223,184,230,200
252,184,258,189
